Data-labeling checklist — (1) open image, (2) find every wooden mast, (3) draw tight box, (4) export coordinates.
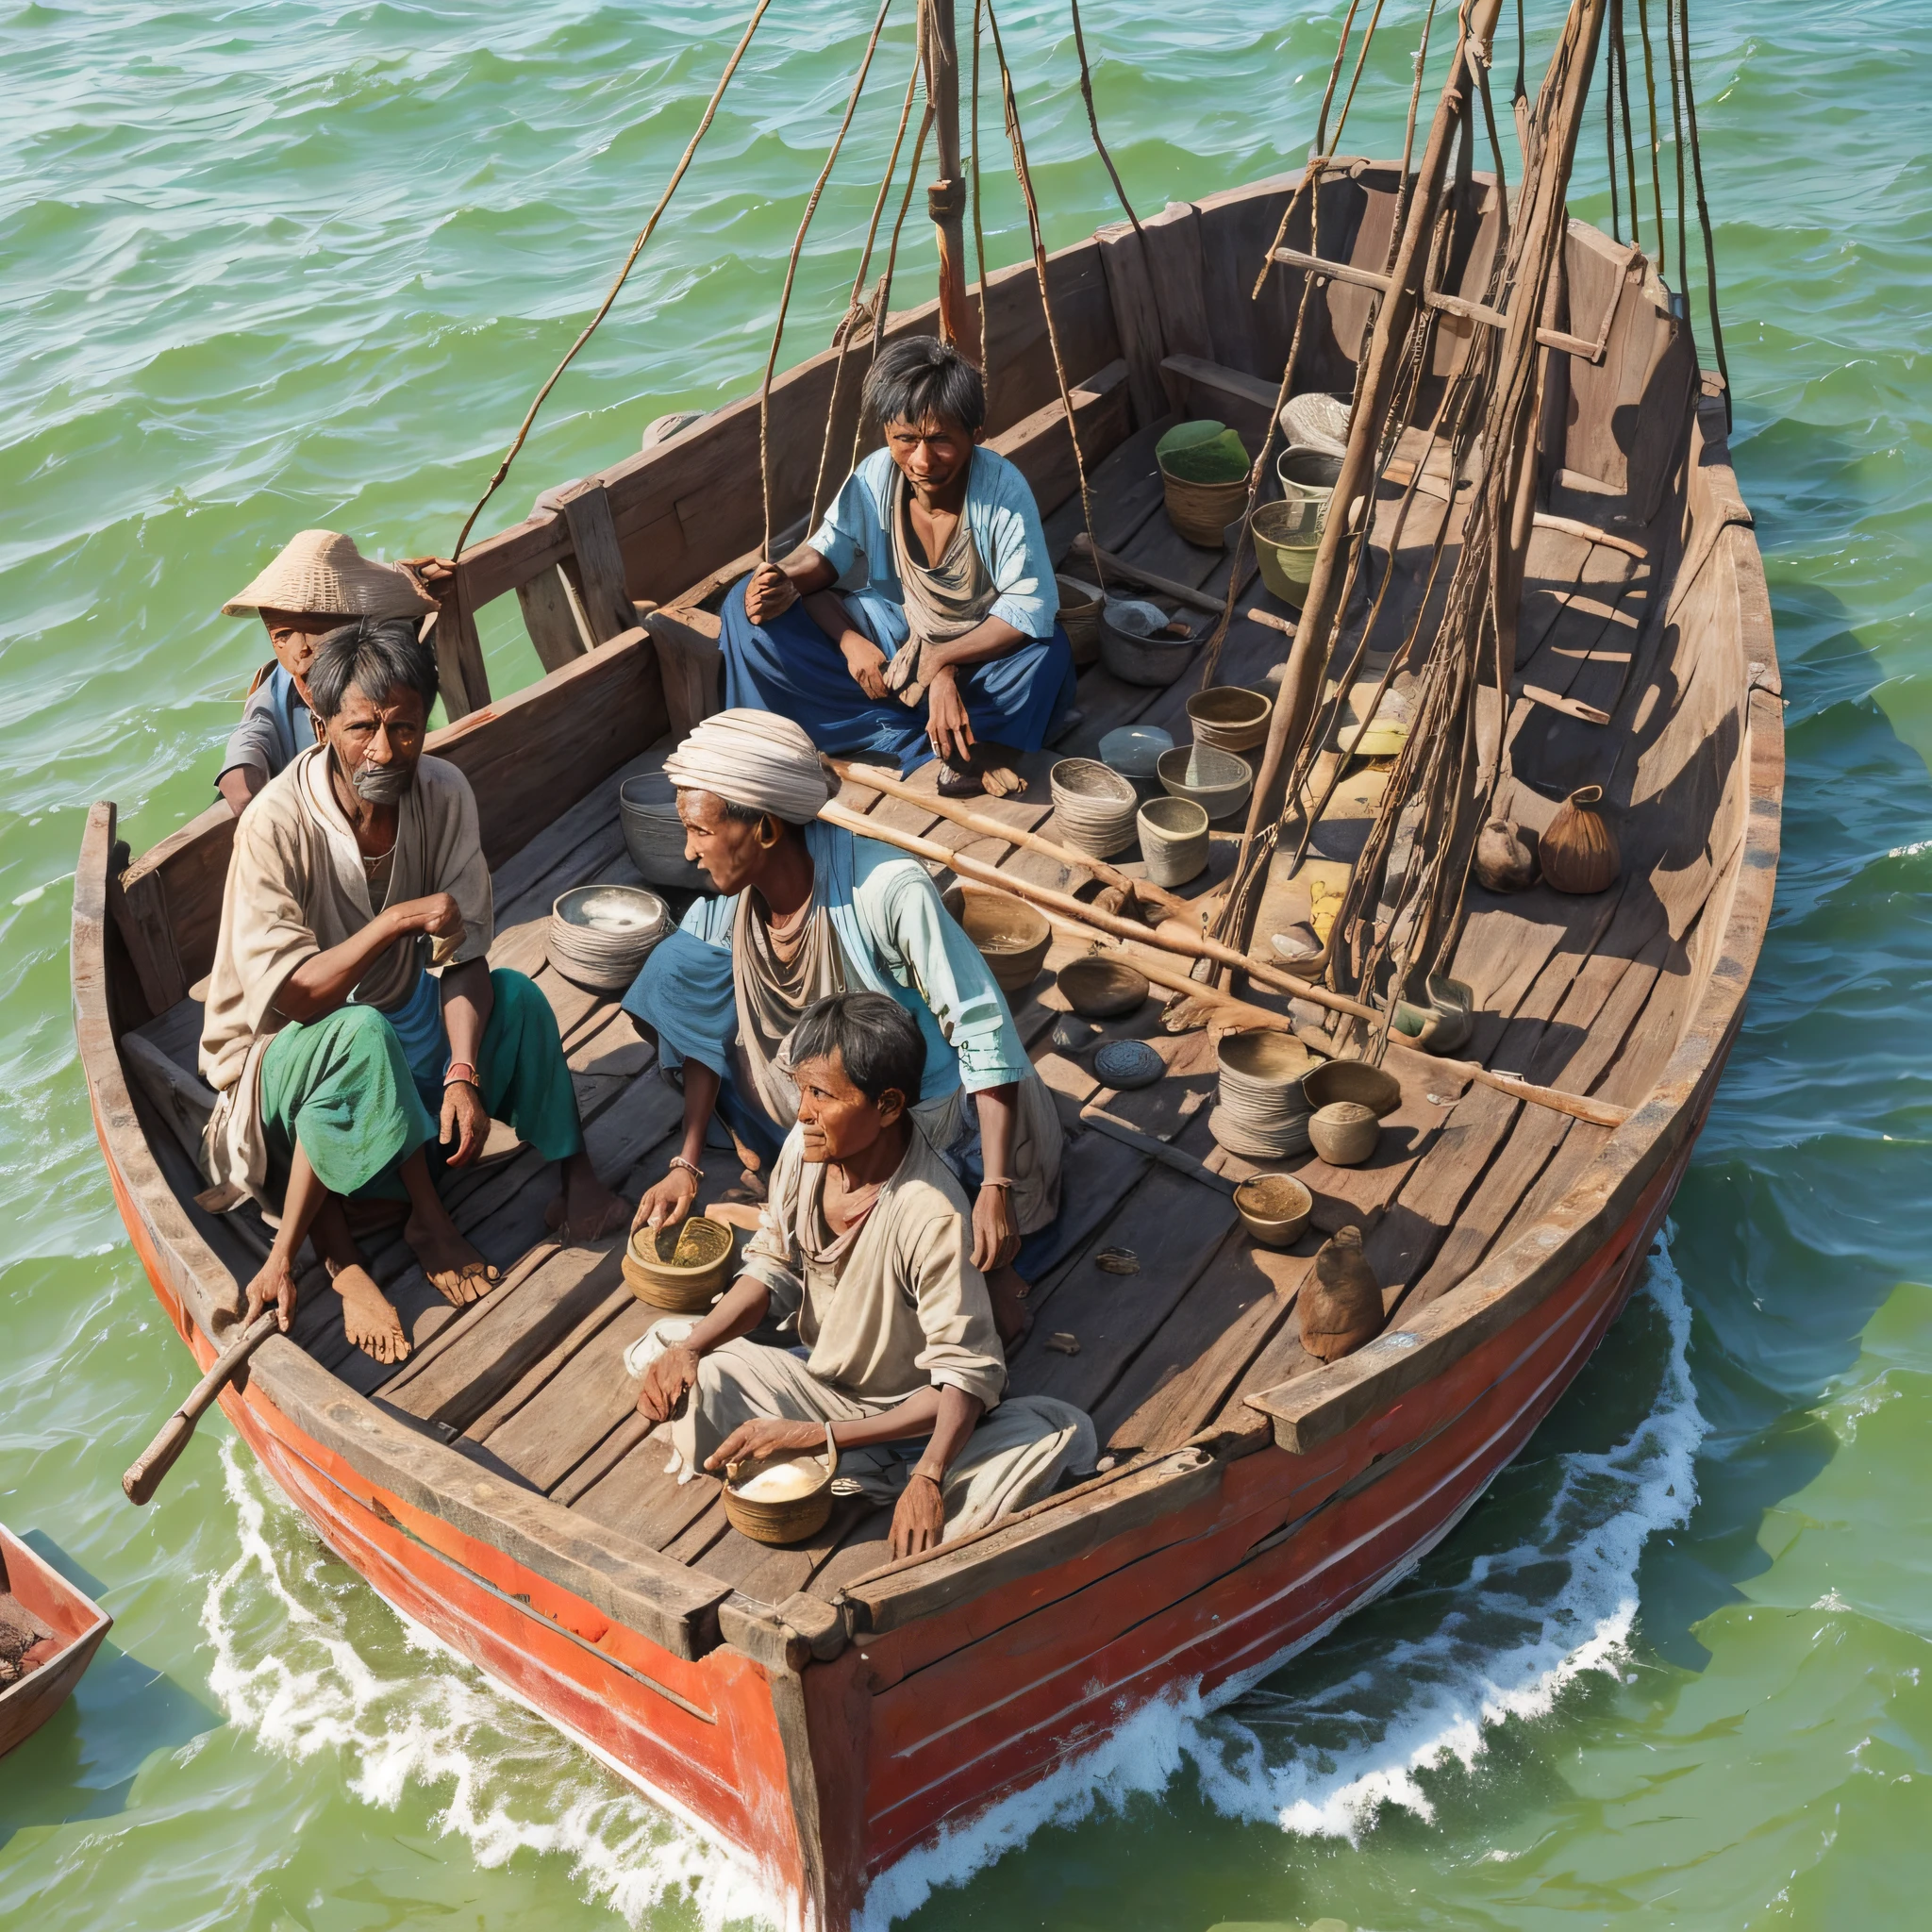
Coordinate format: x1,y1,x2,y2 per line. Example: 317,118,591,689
921,0,981,360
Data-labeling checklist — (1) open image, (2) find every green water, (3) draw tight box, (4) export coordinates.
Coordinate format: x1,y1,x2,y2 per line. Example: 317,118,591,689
4,2,1929,1924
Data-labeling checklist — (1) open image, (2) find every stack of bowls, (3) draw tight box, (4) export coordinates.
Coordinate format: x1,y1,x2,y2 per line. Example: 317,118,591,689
619,773,708,891
1211,1031,1318,1159
1157,743,1253,823
1187,686,1274,755
1050,758,1141,858
548,884,670,993
1137,795,1210,889
624,1215,736,1311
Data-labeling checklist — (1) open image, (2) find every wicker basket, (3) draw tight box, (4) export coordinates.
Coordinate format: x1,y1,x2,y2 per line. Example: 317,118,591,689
723,1423,839,1546
623,1216,735,1312
1159,467,1250,547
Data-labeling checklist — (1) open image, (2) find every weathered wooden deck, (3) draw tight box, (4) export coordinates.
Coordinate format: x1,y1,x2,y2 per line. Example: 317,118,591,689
125,393,1715,1615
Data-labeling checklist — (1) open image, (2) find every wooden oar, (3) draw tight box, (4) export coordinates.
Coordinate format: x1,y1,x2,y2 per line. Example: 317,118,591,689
820,799,1630,1128
123,1310,278,1505
1070,534,1222,614
826,756,1205,924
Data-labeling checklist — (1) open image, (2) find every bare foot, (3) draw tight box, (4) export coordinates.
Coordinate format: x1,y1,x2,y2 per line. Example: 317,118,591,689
404,1213,500,1307
545,1154,631,1244
334,1263,411,1363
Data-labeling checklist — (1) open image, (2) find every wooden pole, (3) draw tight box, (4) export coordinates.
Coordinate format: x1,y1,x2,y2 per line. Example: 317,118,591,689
123,1311,278,1505
1234,0,1507,877
922,0,980,360
820,798,1630,1126
825,756,1205,922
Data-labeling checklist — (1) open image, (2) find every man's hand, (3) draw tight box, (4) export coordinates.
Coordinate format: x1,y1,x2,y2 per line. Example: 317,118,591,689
840,634,891,700
392,891,464,943
925,667,974,766
890,1473,946,1558
744,561,798,626
634,1163,700,1234
440,1078,489,1168
971,1182,1021,1274
242,1249,300,1332
637,1343,702,1424
705,1417,828,1473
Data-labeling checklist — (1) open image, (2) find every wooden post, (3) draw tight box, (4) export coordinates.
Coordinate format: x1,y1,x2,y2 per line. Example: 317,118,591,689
922,0,980,361
1233,0,1506,874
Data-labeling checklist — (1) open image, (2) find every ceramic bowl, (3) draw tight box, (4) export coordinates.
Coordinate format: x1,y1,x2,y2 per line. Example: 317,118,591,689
1309,1100,1380,1166
1057,955,1150,1019
1093,1039,1164,1091
948,884,1051,994
1233,1174,1314,1247
1301,1058,1402,1119
1157,743,1253,822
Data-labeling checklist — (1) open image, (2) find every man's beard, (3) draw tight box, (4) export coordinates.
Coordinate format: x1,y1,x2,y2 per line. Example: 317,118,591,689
350,759,414,803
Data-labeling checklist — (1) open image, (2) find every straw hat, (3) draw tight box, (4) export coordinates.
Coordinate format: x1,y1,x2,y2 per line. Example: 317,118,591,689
221,529,440,619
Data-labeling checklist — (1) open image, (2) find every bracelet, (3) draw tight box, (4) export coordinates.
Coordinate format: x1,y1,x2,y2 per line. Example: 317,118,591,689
669,1156,706,1184
979,1176,1014,1191
909,1462,945,1486
443,1061,478,1089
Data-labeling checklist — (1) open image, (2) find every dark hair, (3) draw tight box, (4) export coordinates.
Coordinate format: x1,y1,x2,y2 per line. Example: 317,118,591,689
862,336,986,437
308,617,439,722
791,991,925,1108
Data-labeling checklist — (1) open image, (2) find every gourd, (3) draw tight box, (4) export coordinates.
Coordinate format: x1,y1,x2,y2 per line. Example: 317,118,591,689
1540,785,1620,894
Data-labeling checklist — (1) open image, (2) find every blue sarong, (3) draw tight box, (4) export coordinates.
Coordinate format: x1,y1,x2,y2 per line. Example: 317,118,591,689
719,577,1076,776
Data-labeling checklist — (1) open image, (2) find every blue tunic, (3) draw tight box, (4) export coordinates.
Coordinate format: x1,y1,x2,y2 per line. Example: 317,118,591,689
720,446,1076,774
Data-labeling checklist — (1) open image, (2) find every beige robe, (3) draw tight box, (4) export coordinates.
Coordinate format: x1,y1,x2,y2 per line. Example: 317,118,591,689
644,1125,1095,1535
197,745,493,1203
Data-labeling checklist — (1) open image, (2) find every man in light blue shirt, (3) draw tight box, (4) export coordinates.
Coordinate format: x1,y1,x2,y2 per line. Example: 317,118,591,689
215,529,439,815
722,337,1076,798
622,709,1062,1342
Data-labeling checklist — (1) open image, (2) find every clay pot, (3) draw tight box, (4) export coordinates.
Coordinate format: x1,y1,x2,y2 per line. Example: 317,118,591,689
1299,1225,1384,1362
1540,785,1621,894
1308,1100,1379,1167
1474,814,1536,892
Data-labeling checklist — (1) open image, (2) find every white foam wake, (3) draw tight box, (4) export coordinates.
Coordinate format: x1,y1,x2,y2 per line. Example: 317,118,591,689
201,1231,1702,1929
860,1227,1706,1924
200,1434,776,1928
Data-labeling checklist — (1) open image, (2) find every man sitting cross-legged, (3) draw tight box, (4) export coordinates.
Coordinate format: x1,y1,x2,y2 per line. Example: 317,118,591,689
198,616,629,1362
633,991,1093,1558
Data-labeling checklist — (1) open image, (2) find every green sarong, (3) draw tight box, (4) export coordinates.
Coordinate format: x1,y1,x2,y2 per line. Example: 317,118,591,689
259,968,583,1201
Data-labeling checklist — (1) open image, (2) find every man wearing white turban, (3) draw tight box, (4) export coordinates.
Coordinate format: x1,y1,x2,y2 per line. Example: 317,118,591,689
622,710,1062,1343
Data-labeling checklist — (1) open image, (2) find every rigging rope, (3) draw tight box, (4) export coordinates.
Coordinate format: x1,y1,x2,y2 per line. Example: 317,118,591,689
451,0,774,564
984,0,1105,592
1676,0,1731,423
760,0,898,560
970,0,992,386
1665,0,1689,298
1611,0,1641,253
1635,0,1668,277
1069,0,1145,239
851,102,935,475
809,42,927,530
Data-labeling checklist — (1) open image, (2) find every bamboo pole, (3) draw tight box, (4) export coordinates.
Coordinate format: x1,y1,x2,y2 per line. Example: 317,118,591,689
821,797,1630,1127
1236,0,1508,872
826,756,1206,922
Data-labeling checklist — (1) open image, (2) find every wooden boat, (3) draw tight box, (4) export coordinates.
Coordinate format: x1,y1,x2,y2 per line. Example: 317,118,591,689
0,1524,112,1756
72,3,1778,1923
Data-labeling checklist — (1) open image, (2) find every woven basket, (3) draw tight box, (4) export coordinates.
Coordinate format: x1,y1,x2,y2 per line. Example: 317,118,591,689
724,1424,839,1546
1159,467,1250,547
623,1216,735,1312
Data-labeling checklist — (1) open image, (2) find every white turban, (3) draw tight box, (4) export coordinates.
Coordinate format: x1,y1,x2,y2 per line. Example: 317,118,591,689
661,708,833,824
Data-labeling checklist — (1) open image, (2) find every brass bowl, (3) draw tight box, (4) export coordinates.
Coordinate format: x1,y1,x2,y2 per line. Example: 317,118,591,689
623,1216,735,1312
723,1427,839,1546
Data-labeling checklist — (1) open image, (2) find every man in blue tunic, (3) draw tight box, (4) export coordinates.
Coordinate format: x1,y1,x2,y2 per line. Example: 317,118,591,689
722,336,1076,797
621,709,1062,1343
215,529,440,817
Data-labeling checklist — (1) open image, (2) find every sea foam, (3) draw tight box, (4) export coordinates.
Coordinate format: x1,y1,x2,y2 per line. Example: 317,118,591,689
202,1230,1703,1929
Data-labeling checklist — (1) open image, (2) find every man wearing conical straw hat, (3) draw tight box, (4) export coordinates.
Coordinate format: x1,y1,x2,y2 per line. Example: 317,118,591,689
621,708,1063,1346
214,529,439,817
